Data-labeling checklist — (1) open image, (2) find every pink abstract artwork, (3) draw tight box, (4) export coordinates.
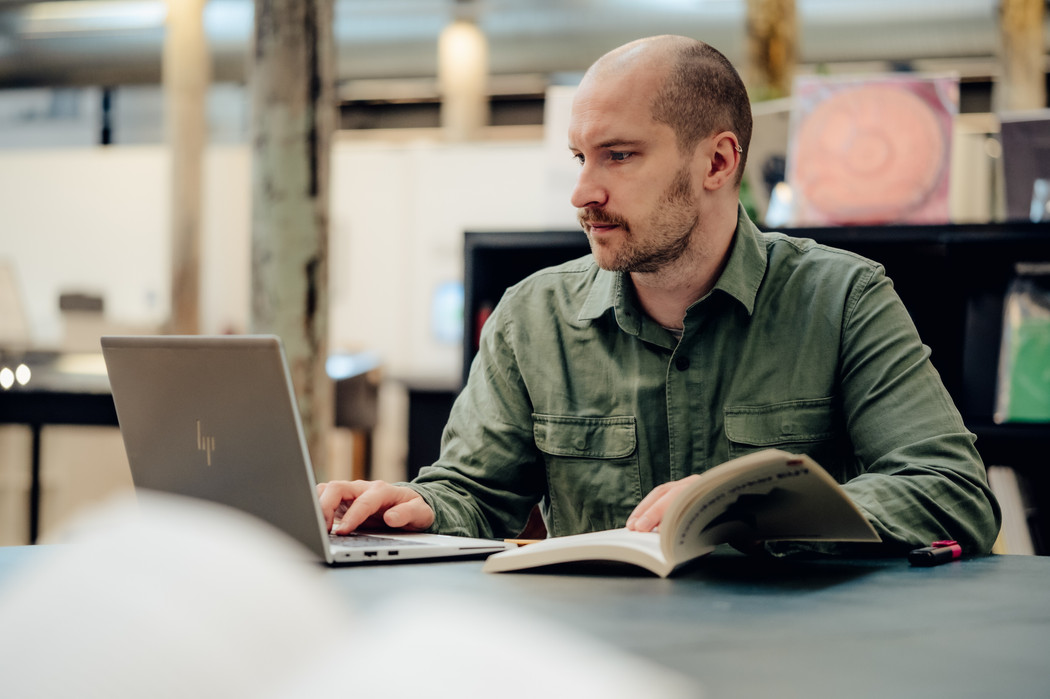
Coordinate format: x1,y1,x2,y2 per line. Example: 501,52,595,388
786,75,958,226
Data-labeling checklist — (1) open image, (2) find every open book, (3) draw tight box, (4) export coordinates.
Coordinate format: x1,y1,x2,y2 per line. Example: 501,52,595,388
483,449,881,578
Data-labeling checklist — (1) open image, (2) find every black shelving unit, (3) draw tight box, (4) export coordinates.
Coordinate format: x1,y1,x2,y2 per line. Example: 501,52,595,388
462,230,591,384
459,222,1050,551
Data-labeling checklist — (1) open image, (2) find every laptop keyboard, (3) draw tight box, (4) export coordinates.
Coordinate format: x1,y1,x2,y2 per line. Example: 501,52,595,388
329,533,429,548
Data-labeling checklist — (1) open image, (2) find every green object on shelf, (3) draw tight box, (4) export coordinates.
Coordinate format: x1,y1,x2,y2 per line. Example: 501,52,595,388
1001,319,1050,422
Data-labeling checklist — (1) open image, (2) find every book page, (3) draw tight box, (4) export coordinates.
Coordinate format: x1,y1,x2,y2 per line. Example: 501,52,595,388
662,451,879,564
483,528,674,576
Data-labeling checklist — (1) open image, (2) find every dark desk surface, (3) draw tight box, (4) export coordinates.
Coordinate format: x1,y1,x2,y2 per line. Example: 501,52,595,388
1,545,1044,698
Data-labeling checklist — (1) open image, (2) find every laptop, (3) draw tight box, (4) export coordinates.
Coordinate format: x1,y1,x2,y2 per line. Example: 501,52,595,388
100,334,514,565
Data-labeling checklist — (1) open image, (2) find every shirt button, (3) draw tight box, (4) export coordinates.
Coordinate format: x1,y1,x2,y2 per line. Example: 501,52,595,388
675,356,690,371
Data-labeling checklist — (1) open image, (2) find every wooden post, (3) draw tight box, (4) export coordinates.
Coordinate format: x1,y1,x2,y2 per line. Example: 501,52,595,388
249,0,335,477
164,0,209,334
745,0,797,101
996,0,1047,111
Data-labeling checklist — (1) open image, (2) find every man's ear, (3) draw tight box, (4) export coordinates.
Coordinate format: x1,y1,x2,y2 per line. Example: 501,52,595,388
701,131,742,192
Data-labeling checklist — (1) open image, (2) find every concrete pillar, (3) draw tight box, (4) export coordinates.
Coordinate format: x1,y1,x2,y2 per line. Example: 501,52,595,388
249,0,335,476
164,0,209,334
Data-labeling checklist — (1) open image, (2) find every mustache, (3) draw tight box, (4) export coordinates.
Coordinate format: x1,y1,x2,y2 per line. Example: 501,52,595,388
576,207,630,230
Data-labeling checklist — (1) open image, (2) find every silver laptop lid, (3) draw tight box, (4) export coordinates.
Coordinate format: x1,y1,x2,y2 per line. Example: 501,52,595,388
101,335,333,562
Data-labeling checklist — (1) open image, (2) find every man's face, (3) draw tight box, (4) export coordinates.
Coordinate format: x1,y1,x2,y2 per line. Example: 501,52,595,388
568,69,701,273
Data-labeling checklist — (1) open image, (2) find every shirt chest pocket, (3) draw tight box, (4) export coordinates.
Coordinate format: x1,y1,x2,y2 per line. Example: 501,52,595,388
724,397,841,460
533,414,637,458
532,414,640,534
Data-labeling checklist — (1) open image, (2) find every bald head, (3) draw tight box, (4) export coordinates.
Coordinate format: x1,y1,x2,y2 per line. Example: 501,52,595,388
581,35,753,183
585,34,693,78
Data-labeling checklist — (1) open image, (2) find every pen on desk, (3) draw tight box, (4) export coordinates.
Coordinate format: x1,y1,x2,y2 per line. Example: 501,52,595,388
504,539,543,546
908,539,962,567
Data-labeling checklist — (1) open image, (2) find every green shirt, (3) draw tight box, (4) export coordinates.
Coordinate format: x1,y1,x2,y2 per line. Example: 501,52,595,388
408,207,1001,554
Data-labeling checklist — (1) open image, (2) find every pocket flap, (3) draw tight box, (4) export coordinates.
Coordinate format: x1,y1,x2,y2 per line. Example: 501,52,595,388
533,414,637,458
724,397,836,446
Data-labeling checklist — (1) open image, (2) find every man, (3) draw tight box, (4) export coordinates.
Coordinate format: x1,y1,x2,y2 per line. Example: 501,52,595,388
319,35,1000,555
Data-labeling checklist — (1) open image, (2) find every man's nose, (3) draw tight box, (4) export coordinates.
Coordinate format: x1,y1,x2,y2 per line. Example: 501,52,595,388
570,162,608,209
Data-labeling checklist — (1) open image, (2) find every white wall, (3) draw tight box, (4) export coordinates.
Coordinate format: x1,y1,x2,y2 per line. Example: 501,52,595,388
0,135,563,368
329,137,555,379
1,146,171,345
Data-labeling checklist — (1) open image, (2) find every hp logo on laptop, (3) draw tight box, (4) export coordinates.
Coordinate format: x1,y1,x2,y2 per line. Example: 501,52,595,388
196,420,216,466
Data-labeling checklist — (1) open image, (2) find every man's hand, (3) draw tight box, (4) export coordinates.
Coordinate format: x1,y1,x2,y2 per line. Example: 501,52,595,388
316,480,435,535
625,474,702,532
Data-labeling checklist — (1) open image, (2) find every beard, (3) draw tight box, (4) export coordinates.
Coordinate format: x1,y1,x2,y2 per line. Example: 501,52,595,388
577,165,699,274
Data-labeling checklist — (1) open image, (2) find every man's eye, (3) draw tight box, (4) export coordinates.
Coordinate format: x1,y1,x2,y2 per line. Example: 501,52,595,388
610,151,632,162
572,153,585,166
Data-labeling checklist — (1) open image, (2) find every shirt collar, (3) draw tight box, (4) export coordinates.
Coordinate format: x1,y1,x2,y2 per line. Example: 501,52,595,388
579,263,633,327
711,203,766,317
577,204,767,329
